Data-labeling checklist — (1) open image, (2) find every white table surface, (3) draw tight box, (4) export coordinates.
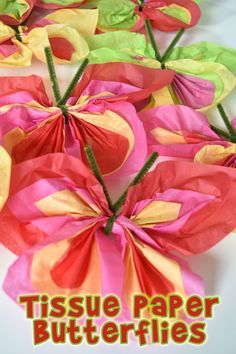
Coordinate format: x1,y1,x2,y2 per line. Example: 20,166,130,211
0,1,236,353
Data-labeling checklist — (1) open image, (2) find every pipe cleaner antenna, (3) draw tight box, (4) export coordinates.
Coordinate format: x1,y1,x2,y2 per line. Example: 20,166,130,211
105,152,158,234
111,152,158,214
44,47,62,103
15,31,22,42
58,58,89,106
161,28,185,63
210,125,236,143
13,12,32,43
217,103,236,136
84,146,158,235
145,19,161,61
138,0,161,61
84,145,113,211
104,215,117,235
44,47,89,124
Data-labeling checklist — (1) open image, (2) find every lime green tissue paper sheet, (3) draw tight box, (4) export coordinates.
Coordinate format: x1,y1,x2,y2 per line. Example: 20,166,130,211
167,59,236,110
162,6,191,24
87,31,157,64
97,0,138,31
0,0,29,20
169,42,236,73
